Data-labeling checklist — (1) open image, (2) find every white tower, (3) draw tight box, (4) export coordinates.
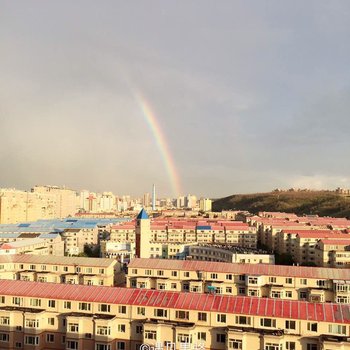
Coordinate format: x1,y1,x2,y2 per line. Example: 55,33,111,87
152,184,156,211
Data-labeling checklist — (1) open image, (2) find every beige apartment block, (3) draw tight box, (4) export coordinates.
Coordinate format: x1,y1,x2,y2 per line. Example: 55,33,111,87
187,245,275,264
315,239,350,268
61,227,99,255
0,280,348,350
0,187,78,224
0,236,64,256
126,258,350,303
110,212,258,260
0,254,122,286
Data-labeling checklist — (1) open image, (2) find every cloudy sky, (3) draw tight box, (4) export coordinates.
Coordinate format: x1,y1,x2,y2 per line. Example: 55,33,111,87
1,1,350,198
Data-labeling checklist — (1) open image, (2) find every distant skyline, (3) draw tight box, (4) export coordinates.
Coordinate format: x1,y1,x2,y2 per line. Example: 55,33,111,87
1,1,350,197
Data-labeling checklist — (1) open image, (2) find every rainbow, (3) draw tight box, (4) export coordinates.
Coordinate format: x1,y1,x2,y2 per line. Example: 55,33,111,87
135,94,182,197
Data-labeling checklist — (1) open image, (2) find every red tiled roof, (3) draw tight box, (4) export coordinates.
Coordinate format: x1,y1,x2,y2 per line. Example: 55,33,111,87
319,239,350,246
128,258,350,280
0,280,348,323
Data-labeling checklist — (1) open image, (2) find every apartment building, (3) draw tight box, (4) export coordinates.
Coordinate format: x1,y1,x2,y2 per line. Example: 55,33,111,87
315,239,350,268
0,254,121,286
187,245,275,264
107,210,258,259
0,187,77,224
126,258,350,303
61,227,99,256
0,279,348,350
293,231,350,266
0,235,64,256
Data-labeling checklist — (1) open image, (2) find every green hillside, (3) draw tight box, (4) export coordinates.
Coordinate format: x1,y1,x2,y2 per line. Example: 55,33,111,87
212,191,350,218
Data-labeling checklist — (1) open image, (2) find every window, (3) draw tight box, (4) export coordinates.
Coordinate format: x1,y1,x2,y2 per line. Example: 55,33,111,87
269,277,276,283
136,325,143,334
184,272,190,277
157,270,164,276
25,319,39,328
328,324,346,335
285,278,292,284
229,339,242,349
226,287,233,293
235,316,251,325
299,291,307,299
117,342,125,350
306,344,318,350
67,340,79,349
12,297,23,306
48,318,55,326
46,334,55,343
137,307,145,316
198,312,207,322
0,296,4,303
178,334,192,343
98,304,111,313
171,283,177,289
64,301,72,309
68,323,79,332
145,270,151,275
25,336,39,345
118,324,126,333
97,326,111,336
285,291,292,298
238,287,246,295
248,277,258,284
260,318,276,328
217,314,226,323
271,291,282,299
176,310,189,320
210,273,218,279
79,302,91,311
307,323,318,332
285,320,296,330
300,279,307,285
171,271,178,277
239,275,245,281
317,280,325,287
118,305,127,314
154,309,168,317
0,333,9,342
99,268,105,274
226,274,233,280
197,332,206,341
15,342,22,348
0,317,9,325
265,343,281,350
96,345,111,350
48,300,56,308
286,342,296,350
216,334,226,343
145,330,157,339
29,298,41,307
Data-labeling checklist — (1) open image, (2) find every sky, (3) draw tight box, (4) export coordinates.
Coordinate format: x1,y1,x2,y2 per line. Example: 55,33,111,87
1,1,350,198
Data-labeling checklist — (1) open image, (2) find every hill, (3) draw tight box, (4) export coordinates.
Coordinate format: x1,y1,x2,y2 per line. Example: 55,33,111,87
212,191,350,218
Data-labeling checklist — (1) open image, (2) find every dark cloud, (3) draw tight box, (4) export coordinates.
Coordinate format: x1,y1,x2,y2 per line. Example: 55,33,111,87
1,1,350,196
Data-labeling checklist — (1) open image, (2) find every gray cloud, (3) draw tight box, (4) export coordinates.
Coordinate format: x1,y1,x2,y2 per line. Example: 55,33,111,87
1,1,350,197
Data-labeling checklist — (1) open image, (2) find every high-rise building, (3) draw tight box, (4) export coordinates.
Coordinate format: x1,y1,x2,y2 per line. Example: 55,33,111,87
152,184,156,211
200,198,212,212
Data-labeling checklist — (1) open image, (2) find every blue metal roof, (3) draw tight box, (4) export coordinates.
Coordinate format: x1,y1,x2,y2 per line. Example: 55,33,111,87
196,225,212,230
137,209,149,220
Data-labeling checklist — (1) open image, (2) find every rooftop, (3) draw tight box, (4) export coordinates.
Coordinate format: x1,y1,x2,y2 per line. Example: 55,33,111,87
0,280,348,324
128,258,350,280
0,254,117,267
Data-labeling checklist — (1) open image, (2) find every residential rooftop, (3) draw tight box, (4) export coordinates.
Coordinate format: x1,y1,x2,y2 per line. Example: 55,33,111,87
128,258,350,280
0,279,348,324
